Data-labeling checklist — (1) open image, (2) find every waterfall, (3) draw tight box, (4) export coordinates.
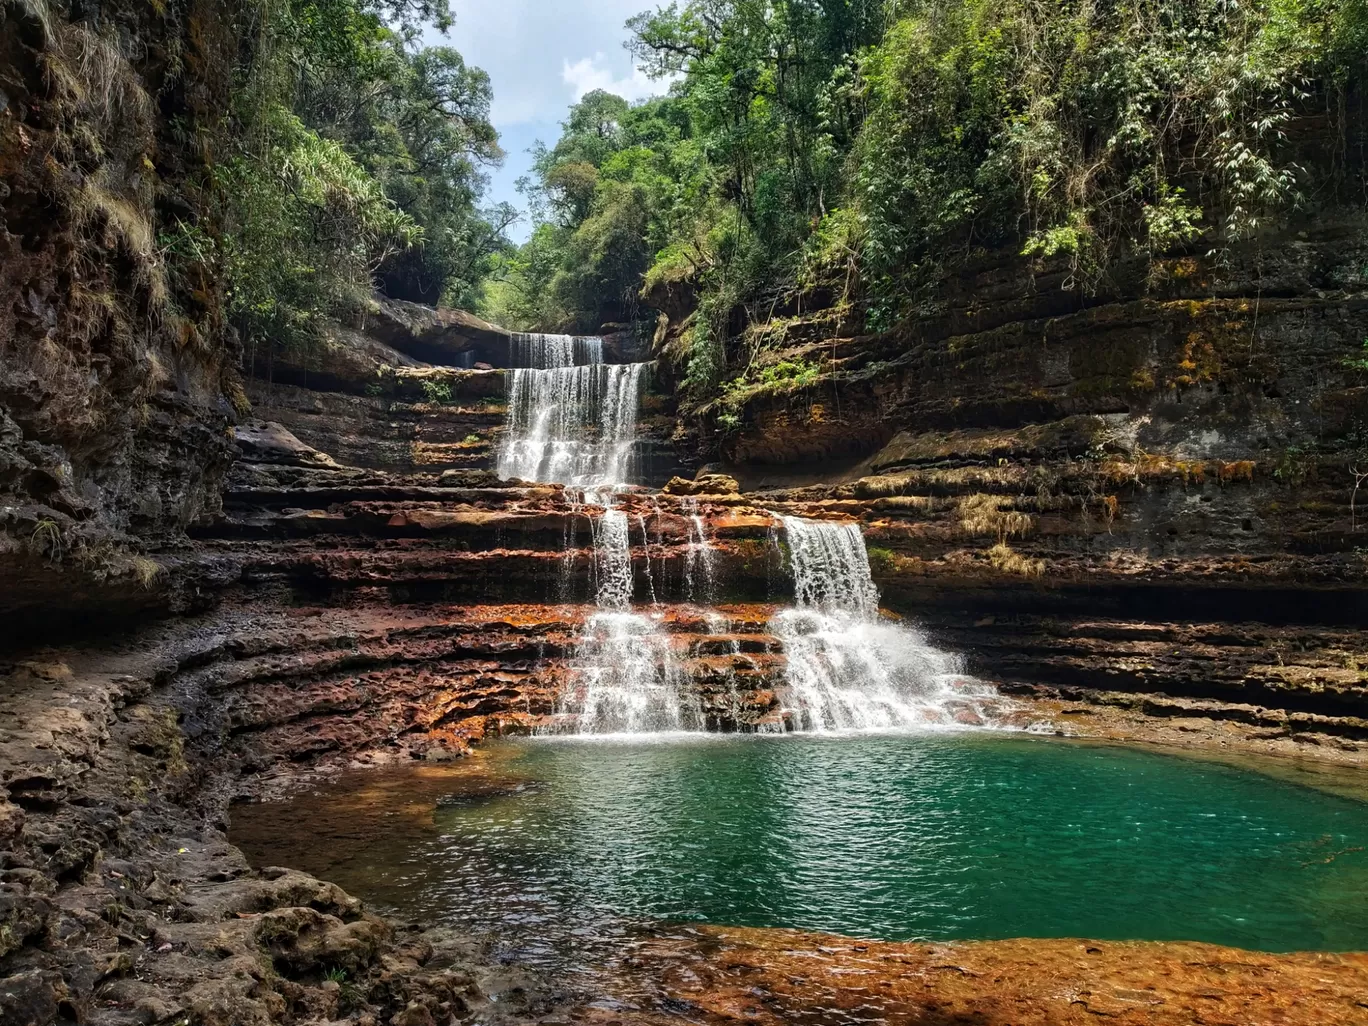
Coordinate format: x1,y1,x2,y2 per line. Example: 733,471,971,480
591,507,634,612
773,517,1001,732
564,612,696,734
501,332,1003,736
683,499,717,605
497,333,645,489
702,611,746,728
560,504,699,735
563,504,697,734
783,518,879,617
509,332,602,368
502,333,694,734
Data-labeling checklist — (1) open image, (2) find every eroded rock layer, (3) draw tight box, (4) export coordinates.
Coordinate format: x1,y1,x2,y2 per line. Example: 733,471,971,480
6,213,1368,1024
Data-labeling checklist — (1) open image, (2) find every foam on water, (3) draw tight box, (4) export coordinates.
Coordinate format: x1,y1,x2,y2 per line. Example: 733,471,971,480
773,516,1005,731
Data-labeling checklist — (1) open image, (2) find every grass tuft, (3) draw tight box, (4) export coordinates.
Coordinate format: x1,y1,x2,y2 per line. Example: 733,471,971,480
987,543,1045,578
958,493,1034,543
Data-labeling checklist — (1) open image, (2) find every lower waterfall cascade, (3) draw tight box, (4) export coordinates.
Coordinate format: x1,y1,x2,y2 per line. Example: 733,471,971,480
771,517,1005,732
564,503,698,734
497,331,1006,736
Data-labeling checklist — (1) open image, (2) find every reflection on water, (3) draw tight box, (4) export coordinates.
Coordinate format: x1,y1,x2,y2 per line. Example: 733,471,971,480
233,732,1368,980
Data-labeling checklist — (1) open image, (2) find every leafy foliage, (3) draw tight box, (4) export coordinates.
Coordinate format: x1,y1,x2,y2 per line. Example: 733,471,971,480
852,0,1359,303
223,0,507,356
486,0,1364,410
420,378,453,403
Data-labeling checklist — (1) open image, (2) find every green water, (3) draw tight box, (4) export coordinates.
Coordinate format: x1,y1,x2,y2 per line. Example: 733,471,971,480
292,734,1368,955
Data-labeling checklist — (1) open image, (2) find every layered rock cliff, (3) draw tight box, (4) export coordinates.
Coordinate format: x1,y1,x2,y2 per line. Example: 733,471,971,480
1,0,241,624
650,217,1368,731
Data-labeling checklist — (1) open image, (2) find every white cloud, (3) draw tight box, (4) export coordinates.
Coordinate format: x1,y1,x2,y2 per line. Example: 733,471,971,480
562,53,672,104
439,2,679,241
445,1,655,125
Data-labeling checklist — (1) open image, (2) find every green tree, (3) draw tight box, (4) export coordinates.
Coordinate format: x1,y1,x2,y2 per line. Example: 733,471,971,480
222,0,506,354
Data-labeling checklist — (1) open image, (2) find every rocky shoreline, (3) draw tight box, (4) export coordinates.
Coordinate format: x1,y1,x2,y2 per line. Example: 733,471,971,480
6,225,1368,1024
4,581,1368,1025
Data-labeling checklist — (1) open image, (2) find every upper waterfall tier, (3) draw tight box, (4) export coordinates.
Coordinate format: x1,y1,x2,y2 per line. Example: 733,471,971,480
509,332,604,369
498,332,647,489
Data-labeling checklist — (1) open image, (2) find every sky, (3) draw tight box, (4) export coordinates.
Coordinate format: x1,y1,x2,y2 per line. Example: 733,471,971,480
441,1,675,244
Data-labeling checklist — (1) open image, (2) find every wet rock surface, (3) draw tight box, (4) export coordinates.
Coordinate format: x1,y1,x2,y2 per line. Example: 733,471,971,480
626,926,1368,1026
0,619,571,1026
6,210,1368,1023
0,0,241,624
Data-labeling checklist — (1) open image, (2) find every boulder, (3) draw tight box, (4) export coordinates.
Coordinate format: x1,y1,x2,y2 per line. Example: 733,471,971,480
250,319,429,394
663,473,741,497
0,969,66,1026
254,906,391,974
234,422,340,469
363,298,512,368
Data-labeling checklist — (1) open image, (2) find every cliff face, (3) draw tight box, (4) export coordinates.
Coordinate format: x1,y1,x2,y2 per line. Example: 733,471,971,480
0,0,240,622
1,34,1368,1018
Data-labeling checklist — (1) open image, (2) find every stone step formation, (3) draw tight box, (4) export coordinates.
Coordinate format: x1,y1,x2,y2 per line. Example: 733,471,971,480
188,331,1026,743
483,331,1014,736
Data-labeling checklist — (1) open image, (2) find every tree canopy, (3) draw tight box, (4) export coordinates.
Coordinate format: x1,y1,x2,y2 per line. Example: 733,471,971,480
479,0,1367,407
212,0,511,357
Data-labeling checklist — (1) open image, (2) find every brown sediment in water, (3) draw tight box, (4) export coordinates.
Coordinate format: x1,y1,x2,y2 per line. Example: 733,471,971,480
230,756,525,886
619,925,1368,1026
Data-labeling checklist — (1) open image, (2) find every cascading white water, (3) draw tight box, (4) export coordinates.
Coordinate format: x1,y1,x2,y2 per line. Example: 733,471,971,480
773,517,1003,732
590,506,634,612
569,610,697,733
683,498,717,605
509,332,602,368
561,505,698,734
783,519,879,617
502,334,1002,736
497,333,645,489
501,333,692,734
702,611,746,727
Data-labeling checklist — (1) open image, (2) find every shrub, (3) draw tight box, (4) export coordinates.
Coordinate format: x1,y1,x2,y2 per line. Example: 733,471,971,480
420,379,453,404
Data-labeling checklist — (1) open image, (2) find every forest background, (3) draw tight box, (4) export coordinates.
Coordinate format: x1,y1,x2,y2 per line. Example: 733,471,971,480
217,0,1368,412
